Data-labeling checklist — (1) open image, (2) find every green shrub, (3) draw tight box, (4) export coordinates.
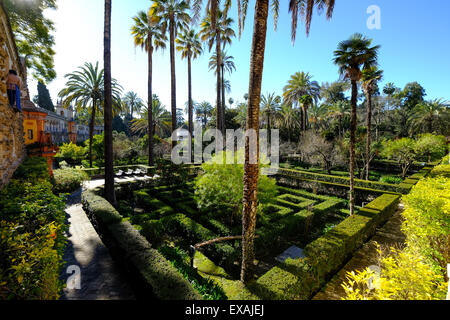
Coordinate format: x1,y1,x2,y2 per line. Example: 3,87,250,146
53,168,88,194
81,191,122,226
402,177,450,274
107,222,201,300
55,142,86,165
12,157,49,182
379,175,403,184
0,221,64,300
159,246,227,300
0,158,66,300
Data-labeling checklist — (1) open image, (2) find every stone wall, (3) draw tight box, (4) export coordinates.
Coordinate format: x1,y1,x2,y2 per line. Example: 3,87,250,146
0,3,25,188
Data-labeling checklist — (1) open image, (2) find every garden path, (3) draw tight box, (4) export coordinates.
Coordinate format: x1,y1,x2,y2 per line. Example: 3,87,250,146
312,205,406,300
60,189,135,300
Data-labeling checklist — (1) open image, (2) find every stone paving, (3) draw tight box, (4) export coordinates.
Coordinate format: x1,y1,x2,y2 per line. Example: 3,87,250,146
60,189,135,300
312,205,406,300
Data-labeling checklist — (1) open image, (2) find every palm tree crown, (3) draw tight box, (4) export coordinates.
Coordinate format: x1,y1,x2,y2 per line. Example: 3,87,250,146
176,28,203,59
131,10,167,54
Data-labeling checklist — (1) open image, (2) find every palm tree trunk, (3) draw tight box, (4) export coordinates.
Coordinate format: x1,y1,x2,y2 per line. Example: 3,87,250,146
104,0,116,205
148,41,154,166
216,31,222,135
89,102,96,168
188,53,193,162
170,17,177,149
221,62,226,133
365,92,372,181
241,0,269,284
349,80,357,216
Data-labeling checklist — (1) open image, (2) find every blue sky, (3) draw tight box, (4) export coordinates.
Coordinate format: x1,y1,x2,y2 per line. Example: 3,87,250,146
30,0,450,113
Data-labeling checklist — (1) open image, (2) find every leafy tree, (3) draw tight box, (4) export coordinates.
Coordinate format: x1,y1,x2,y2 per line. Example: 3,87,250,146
320,81,349,104
36,81,55,112
150,0,190,149
3,0,57,82
333,33,380,215
132,9,167,165
194,150,277,226
382,138,417,178
328,100,351,138
415,134,447,163
398,82,426,111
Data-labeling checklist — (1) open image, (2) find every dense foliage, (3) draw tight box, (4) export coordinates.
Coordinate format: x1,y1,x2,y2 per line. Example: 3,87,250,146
53,167,88,194
0,158,66,300
342,161,450,300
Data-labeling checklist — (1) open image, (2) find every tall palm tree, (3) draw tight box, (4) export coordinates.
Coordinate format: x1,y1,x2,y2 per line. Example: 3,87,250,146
200,8,235,134
176,28,203,138
132,10,167,165
333,33,380,216
328,100,351,138
260,93,281,144
58,62,123,168
123,91,145,119
131,95,172,137
308,103,327,132
409,99,449,134
150,0,190,149
277,104,300,143
195,101,213,127
192,0,335,283
104,0,115,204
209,51,236,119
361,66,383,180
283,71,321,131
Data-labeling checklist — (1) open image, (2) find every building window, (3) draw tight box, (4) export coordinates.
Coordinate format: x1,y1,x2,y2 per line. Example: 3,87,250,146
27,129,33,140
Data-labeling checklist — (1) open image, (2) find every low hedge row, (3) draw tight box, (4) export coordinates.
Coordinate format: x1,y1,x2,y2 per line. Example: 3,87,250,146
237,193,401,300
141,213,238,270
81,190,201,300
271,167,411,194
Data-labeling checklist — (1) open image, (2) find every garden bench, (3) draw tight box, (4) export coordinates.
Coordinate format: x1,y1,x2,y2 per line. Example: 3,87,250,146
115,170,124,177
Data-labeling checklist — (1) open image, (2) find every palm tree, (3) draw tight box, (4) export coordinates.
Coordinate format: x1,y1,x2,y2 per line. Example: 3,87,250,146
123,91,145,119
361,66,383,180
409,99,449,134
333,33,380,216
131,95,172,138
328,100,351,137
104,0,115,204
260,93,281,143
200,8,235,134
277,104,300,143
195,101,213,127
234,102,248,128
58,62,123,168
176,28,203,138
150,0,190,149
283,71,321,131
132,10,167,165
308,103,327,132
209,51,236,118
192,0,335,283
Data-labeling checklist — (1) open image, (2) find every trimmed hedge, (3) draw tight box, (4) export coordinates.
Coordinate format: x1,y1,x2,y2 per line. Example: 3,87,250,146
242,193,401,300
271,167,412,194
81,190,201,300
